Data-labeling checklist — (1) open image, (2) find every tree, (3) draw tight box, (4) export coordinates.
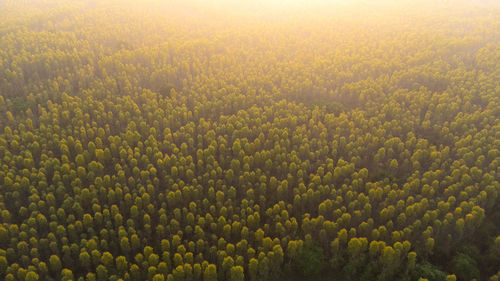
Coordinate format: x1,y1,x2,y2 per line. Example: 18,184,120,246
445,275,456,281
153,274,165,281
230,266,244,281
0,256,6,275
248,258,258,281
49,255,62,273
203,264,217,281
495,236,500,254
25,271,39,281
130,264,141,281
450,253,479,281
61,269,74,281
411,263,447,281
425,238,434,254
120,237,131,255
96,265,108,281
347,238,362,257
296,244,325,278
79,251,91,269
101,252,114,267
116,256,128,273
173,265,185,281
381,246,396,268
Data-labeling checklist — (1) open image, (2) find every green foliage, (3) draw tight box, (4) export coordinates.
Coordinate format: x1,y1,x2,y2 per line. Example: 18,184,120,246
296,244,326,278
10,97,28,114
412,263,447,281
450,253,480,281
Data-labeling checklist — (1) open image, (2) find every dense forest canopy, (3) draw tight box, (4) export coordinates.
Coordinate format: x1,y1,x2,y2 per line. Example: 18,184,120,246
0,1,499,281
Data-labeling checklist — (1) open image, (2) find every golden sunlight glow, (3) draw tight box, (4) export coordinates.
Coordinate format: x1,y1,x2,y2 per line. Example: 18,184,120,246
135,0,446,21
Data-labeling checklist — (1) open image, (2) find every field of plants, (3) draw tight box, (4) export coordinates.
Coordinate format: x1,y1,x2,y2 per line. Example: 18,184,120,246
0,1,499,280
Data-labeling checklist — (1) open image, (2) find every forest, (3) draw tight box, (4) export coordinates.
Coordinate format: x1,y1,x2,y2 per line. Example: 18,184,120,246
0,0,499,280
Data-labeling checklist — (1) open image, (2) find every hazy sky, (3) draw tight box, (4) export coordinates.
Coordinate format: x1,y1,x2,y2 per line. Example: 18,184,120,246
129,0,498,21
